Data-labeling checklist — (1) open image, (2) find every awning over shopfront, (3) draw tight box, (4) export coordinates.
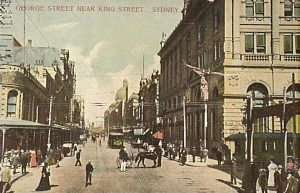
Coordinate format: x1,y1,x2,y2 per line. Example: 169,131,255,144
0,119,49,129
52,124,71,131
226,132,300,141
152,130,164,140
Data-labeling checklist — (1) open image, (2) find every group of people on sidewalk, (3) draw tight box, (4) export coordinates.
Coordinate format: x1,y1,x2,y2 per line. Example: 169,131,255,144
239,158,300,193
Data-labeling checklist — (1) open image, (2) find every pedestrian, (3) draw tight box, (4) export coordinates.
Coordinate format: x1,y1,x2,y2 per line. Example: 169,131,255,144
157,146,163,167
20,151,28,174
230,155,237,185
99,138,102,147
11,152,19,174
178,145,183,161
55,147,62,168
199,146,204,162
35,162,51,191
267,159,278,187
274,165,283,193
119,147,128,172
158,140,162,147
250,162,259,193
85,161,94,187
74,143,78,156
285,173,299,193
180,148,187,166
191,147,197,162
136,138,141,152
216,148,222,166
0,164,11,193
30,150,37,167
75,149,82,166
258,168,268,193
202,147,209,163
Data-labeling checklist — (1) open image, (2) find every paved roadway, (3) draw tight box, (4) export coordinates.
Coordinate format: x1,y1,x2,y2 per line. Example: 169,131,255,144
10,139,240,193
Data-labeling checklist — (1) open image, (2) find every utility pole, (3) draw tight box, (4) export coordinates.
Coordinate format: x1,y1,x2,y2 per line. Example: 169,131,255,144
47,96,53,150
0,75,4,165
283,87,287,172
183,96,187,149
246,95,253,162
292,73,297,159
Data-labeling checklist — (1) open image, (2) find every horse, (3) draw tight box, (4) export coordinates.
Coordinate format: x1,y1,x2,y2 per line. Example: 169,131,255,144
134,147,163,168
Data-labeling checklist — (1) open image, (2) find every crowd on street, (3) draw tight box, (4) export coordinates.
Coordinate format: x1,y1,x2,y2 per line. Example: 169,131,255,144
0,136,299,193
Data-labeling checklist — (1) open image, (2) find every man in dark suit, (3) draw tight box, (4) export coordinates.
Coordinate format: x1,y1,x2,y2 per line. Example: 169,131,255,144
75,149,82,166
85,161,94,187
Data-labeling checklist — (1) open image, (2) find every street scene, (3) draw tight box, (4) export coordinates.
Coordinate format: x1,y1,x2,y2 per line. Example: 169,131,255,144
0,0,300,193
9,138,240,193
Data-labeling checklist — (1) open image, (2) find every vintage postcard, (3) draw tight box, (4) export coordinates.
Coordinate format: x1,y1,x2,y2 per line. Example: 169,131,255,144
0,0,299,193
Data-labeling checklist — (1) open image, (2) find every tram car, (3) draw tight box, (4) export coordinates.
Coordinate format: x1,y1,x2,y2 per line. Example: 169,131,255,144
108,132,124,148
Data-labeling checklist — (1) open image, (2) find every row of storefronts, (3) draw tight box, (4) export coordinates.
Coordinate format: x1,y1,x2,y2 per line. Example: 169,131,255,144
0,36,84,162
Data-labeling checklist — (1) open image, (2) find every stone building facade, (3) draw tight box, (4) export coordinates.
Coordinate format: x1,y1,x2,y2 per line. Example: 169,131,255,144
158,0,300,159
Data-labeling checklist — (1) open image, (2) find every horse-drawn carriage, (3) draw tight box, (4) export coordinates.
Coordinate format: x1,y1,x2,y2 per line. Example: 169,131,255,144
116,147,163,168
116,153,134,168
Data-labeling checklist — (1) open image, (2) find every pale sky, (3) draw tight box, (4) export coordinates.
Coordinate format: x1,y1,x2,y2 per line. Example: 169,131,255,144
6,0,183,124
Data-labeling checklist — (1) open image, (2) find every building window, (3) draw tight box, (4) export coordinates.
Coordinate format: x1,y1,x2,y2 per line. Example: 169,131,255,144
246,0,264,16
214,42,223,60
7,90,18,117
285,0,300,17
262,141,268,152
245,33,266,53
284,33,300,54
245,33,254,53
247,83,269,132
284,34,293,54
256,33,266,53
186,34,191,63
215,10,221,32
198,24,206,46
197,52,207,69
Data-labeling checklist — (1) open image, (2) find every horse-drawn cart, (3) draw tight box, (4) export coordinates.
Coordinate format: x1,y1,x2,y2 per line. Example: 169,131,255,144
116,153,134,168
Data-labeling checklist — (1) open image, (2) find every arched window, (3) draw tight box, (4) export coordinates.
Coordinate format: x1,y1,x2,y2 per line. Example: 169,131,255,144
7,90,18,117
247,83,269,132
286,83,300,99
247,83,268,107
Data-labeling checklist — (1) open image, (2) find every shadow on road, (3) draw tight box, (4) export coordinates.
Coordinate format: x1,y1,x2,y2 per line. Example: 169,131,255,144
217,179,243,193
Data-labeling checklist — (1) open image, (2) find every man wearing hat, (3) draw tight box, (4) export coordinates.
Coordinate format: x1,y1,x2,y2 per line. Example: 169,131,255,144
0,164,11,193
274,165,283,193
85,161,94,187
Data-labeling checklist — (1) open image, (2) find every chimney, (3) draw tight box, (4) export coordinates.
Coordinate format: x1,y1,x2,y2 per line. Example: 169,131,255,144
182,0,191,18
27,39,32,47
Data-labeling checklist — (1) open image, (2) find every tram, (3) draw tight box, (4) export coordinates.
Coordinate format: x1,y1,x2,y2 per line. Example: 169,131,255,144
108,132,124,148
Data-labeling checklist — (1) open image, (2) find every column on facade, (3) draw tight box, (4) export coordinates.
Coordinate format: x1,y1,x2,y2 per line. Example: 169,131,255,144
272,1,281,63
232,0,241,60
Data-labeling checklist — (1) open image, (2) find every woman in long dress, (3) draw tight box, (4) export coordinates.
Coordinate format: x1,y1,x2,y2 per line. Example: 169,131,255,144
31,150,37,167
36,162,51,191
267,160,278,187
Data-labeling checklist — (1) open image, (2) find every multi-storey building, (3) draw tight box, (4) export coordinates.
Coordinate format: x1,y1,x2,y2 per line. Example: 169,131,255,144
138,71,161,139
158,0,299,161
0,36,78,153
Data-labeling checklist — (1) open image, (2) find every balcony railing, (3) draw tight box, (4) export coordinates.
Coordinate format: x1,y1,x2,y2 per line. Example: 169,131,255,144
241,54,272,61
281,55,300,62
279,16,300,25
240,16,271,24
